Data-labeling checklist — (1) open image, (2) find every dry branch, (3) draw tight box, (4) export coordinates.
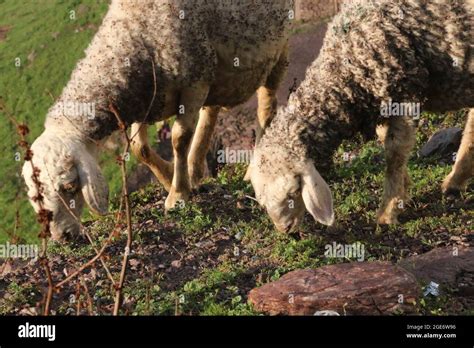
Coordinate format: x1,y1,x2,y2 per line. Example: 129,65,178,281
2,98,55,315
109,100,134,316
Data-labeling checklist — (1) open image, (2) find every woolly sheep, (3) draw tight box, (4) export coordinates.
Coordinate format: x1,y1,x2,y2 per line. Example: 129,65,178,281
22,0,292,240
247,0,473,232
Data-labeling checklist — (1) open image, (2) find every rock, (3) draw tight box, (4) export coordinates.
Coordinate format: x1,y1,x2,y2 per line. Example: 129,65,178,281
19,307,38,316
398,246,474,289
418,127,463,158
248,262,419,315
0,261,12,276
171,260,182,268
27,50,36,64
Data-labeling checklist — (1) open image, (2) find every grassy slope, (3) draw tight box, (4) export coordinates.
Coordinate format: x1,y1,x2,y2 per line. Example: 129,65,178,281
0,0,113,243
1,110,472,315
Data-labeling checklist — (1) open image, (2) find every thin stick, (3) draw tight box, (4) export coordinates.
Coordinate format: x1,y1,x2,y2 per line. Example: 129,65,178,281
53,190,117,286
109,101,133,316
81,277,94,315
55,229,115,289
2,99,55,315
75,280,82,315
130,59,158,142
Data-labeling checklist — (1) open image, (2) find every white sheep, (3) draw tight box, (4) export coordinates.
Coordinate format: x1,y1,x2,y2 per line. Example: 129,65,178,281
247,0,473,232
23,0,292,240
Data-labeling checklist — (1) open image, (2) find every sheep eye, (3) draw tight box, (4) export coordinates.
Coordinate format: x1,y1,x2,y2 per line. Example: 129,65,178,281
61,181,78,193
288,187,301,198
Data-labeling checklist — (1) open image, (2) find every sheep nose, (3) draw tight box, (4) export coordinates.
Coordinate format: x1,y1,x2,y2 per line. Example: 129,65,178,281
51,223,80,242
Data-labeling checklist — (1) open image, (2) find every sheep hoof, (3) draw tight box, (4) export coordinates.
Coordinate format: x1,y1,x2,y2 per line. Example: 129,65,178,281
441,179,462,199
376,212,399,225
164,189,190,211
442,187,461,200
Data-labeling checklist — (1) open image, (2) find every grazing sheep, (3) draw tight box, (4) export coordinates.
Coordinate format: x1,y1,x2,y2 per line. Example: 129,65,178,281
247,0,473,232
22,0,292,240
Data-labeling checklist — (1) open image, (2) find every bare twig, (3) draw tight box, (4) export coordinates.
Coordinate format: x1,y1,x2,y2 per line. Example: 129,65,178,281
75,280,82,315
130,59,158,142
2,98,55,315
81,276,94,315
54,228,116,289
109,101,134,316
52,190,117,286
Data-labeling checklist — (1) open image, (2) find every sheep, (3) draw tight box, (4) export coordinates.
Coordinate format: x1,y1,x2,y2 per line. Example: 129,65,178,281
247,0,473,232
22,0,293,240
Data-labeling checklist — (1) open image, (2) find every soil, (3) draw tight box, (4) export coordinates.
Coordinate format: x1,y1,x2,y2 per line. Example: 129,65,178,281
0,26,11,42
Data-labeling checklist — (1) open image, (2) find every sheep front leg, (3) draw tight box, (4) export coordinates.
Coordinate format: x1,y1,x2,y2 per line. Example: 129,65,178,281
130,123,174,191
187,106,220,188
442,109,474,196
255,86,278,144
377,117,416,224
255,45,288,144
165,83,210,211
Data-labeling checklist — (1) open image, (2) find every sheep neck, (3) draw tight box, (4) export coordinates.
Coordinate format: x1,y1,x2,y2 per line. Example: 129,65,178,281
281,77,376,175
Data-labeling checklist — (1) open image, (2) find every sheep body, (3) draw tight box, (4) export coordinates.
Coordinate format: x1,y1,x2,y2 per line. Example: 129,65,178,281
250,0,473,230
24,0,292,239
266,0,473,166
45,0,292,140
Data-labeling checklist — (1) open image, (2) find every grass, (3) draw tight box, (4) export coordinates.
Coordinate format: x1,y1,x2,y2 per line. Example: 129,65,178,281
0,0,110,243
1,129,471,315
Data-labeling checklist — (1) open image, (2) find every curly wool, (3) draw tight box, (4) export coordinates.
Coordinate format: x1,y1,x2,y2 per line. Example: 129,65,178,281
259,0,473,174
45,0,293,140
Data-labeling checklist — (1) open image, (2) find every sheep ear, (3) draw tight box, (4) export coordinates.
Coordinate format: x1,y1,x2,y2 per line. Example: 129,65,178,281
76,150,109,215
301,161,334,226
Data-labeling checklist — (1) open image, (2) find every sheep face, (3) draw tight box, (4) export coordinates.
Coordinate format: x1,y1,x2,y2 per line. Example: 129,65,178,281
248,147,334,232
22,131,109,241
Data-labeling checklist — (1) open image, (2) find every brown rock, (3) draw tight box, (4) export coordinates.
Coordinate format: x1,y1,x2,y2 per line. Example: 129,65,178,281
398,246,474,288
248,262,419,315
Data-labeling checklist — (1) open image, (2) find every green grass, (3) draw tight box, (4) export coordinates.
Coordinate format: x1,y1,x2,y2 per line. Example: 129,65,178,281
0,0,110,243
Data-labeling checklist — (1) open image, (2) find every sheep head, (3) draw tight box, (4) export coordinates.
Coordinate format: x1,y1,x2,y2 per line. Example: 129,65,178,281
22,130,109,241
247,144,334,232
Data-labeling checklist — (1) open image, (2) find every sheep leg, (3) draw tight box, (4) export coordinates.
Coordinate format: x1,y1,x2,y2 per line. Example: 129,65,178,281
165,83,210,211
244,85,278,181
255,45,288,144
245,47,287,181
377,116,416,224
255,86,278,143
442,109,474,195
130,122,174,191
187,106,220,188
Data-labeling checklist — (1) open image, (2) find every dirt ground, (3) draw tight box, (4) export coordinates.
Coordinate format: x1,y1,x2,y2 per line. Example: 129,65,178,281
0,25,11,42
